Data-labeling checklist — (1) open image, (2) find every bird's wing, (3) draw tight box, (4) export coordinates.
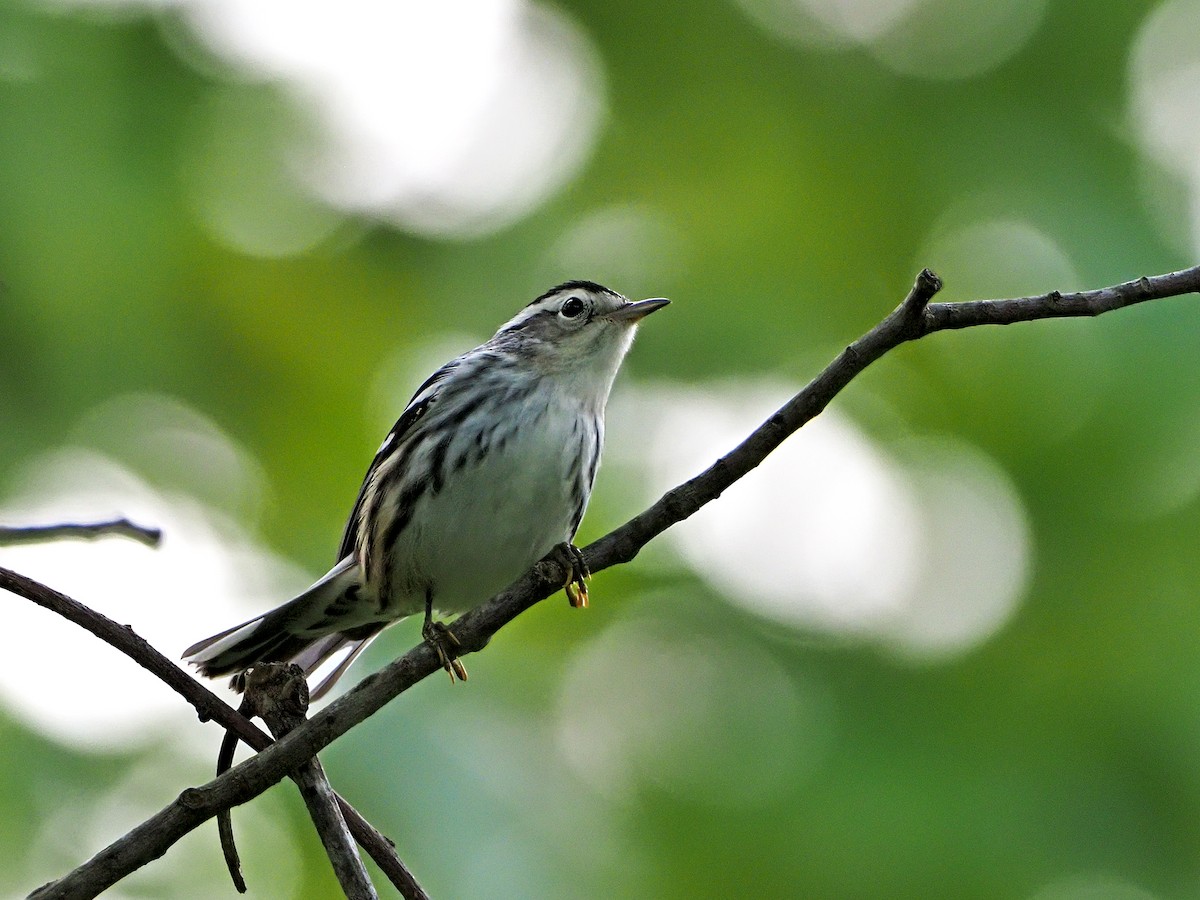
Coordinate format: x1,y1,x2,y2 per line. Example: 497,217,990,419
335,357,462,561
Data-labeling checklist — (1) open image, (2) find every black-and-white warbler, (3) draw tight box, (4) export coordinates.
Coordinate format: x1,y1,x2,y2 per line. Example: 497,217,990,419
184,281,668,697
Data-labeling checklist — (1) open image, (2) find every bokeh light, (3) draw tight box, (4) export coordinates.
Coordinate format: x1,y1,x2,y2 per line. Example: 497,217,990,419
1129,0,1200,255
613,382,1030,658
38,0,605,244
180,85,347,258
556,610,832,805
1029,874,1161,900
0,397,309,750
168,0,605,241
732,0,1048,79
546,203,690,293
919,214,1102,445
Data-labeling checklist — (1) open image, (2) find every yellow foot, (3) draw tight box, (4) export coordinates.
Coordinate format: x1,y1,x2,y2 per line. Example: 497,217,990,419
551,542,591,608
422,617,468,682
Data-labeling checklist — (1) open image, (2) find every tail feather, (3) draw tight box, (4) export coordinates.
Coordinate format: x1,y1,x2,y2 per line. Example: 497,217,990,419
305,628,384,701
182,612,270,661
184,557,381,694
183,606,305,673
289,632,353,676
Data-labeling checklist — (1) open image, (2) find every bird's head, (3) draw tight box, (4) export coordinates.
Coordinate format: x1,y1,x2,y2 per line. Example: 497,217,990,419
490,280,669,389
494,280,668,359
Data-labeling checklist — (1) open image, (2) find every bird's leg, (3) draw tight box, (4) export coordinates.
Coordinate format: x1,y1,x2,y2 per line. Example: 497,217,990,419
422,588,467,682
547,542,590,608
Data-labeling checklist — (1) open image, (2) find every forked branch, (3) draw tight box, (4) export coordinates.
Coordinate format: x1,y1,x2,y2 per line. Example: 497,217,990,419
0,567,428,900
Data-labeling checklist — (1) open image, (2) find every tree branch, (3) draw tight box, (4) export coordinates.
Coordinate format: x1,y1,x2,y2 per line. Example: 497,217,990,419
0,518,162,548
921,267,1199,329
20,263,1200,898
0,567,428,900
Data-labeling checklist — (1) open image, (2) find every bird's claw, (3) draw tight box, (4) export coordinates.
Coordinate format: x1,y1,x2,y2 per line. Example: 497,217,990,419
422,618,468,682
550,542,591,608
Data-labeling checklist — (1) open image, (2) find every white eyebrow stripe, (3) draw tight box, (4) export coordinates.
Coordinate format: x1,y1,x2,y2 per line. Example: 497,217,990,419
494,300,559,335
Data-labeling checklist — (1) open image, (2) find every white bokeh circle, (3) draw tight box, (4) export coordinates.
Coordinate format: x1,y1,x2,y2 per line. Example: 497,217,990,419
609,381,1031,659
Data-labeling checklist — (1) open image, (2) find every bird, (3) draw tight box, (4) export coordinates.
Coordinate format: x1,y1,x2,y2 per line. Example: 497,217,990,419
184,281,668,699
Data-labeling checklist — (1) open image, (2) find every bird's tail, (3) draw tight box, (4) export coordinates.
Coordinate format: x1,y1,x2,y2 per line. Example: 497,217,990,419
183,557,385,700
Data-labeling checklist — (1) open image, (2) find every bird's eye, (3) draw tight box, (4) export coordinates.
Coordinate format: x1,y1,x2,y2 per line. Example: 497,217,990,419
560,297,586,319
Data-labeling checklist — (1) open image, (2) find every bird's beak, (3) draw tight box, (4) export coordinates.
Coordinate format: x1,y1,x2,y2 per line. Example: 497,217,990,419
609,297,670,323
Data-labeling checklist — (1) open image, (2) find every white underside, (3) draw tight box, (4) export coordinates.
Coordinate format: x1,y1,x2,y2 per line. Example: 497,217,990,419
376,386,597,617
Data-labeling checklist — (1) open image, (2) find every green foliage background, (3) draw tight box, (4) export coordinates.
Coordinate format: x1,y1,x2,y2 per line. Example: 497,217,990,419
2,0,1199,897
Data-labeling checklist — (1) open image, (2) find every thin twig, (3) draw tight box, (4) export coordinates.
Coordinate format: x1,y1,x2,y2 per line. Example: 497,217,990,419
0,519,162,548
0,567,428,900
217,701,253,893
244,664,377,899
20,263,1200,899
